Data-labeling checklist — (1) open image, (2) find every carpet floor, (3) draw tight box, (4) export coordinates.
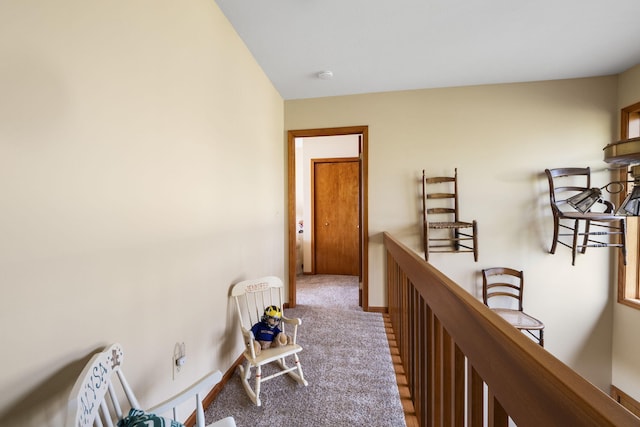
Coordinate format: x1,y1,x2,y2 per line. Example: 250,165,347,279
205,274,406,427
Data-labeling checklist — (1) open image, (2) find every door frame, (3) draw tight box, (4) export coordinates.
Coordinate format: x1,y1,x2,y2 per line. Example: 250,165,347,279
287,126,369,310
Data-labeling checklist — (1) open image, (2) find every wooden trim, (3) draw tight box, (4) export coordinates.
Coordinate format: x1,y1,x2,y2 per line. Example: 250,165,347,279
360,127,369,311
183,355,244,427
384,231,640,426
468,364,483,427
287,131,297,307
489,392,508,427
618,298,640,310
287,126,369,310
611,385,640,418
618,102,640,308
453,344,465,427
621,101,640,139
310,158,316,275
385,313,419,426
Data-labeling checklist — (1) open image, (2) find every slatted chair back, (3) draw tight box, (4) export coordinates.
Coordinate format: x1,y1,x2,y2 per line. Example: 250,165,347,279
66,343,235,427
66,343,138,427
482,267,525,311
545,167,597,213
231,276,290,337
423,174,460,223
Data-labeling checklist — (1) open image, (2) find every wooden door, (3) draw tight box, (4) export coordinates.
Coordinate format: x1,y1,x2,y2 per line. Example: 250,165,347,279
312,158,360,275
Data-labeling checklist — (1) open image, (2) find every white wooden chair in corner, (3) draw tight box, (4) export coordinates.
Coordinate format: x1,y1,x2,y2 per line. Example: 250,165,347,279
231,276,308,406
66,343,236,427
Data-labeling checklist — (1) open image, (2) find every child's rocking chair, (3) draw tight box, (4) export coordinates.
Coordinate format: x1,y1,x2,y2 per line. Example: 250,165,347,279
231,276,307,406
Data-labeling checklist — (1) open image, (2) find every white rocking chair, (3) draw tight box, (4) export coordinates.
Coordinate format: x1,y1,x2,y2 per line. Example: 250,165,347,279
66,343,236,427
231,276,308,406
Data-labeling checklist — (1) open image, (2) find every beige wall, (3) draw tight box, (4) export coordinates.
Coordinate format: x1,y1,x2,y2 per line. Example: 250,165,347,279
2,0,638,422
0,1,284,426
285,76,620,390
612,63,640,402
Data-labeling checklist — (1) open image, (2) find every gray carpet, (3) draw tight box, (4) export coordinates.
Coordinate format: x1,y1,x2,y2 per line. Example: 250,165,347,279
206,274,406,427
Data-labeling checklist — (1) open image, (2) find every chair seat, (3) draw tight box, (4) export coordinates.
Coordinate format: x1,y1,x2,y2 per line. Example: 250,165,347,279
559,211,620,221
492,308,544,330
244,344,303,365
428,221,474,229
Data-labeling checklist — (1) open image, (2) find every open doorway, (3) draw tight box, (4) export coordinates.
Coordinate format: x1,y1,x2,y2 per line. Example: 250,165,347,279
287,126,369,310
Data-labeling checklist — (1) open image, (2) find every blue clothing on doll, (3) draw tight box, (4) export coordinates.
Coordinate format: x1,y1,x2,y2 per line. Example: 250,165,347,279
250,322,282,342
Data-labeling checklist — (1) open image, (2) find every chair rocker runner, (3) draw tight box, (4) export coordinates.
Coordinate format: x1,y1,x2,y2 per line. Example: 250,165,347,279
422,168,478,262
545,167,626,266
66,343,236,427
482,267,545,346
231,276,307,406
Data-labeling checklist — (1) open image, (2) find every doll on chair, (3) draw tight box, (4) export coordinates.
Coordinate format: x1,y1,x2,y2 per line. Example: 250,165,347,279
250,305,292,356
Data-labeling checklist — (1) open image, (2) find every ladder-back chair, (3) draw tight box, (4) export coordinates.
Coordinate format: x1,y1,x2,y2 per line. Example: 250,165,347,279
66,343,236,427
422,168,478,262
231,276,307,406
482,267,545,346
545,167,626,266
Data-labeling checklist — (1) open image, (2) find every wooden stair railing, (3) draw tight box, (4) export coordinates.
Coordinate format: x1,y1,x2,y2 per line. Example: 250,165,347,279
384,232,639,427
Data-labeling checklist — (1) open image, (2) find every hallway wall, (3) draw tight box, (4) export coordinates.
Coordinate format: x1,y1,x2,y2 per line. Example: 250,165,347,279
0,1,284,425
285,76,621,391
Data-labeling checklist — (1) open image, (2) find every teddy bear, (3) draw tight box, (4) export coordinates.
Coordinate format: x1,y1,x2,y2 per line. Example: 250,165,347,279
249,305,292,356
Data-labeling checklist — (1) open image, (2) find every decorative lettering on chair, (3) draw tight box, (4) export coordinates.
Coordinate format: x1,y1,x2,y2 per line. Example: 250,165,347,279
78,360,111,426
110,347,122,369
246,282,270,293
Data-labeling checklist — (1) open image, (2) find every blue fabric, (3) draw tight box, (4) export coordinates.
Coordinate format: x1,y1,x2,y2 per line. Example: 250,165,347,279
117,409,184,427
251,321,282,342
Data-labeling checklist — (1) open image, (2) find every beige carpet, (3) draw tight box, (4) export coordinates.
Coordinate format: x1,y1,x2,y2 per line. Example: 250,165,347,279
205,274,406,427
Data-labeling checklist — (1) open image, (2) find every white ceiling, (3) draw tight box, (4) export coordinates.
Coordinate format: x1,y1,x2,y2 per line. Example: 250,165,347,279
214,0,640,101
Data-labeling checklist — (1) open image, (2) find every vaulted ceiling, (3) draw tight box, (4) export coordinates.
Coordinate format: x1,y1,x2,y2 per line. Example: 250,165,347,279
215,0,640,100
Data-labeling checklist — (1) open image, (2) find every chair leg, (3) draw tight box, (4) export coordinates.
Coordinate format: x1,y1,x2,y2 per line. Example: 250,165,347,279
472,220,478,262
621,219,627,266
453,229,459,251
254,365,262,406
550,216,560,254
580,219,591,255
294,355,307,386
238,361,261,406
572,219,579,266
522,328,544,347
424,225,430,261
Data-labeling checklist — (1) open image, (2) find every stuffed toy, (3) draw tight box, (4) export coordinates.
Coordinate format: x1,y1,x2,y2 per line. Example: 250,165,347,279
249,305,292,356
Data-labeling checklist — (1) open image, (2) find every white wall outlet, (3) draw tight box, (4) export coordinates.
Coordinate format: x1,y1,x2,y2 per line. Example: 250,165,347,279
175,356,186,367
173,342,186,377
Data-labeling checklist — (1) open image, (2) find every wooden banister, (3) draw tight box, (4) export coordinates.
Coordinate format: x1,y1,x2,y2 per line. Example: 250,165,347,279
384,232,639,427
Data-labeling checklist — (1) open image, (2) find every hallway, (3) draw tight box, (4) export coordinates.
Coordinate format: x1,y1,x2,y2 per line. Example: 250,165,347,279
205,275,406,426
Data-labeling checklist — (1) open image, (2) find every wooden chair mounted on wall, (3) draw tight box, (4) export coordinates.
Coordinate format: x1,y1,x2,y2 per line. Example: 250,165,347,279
482,267,544,346
422,168,478,262
544,167,626,266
